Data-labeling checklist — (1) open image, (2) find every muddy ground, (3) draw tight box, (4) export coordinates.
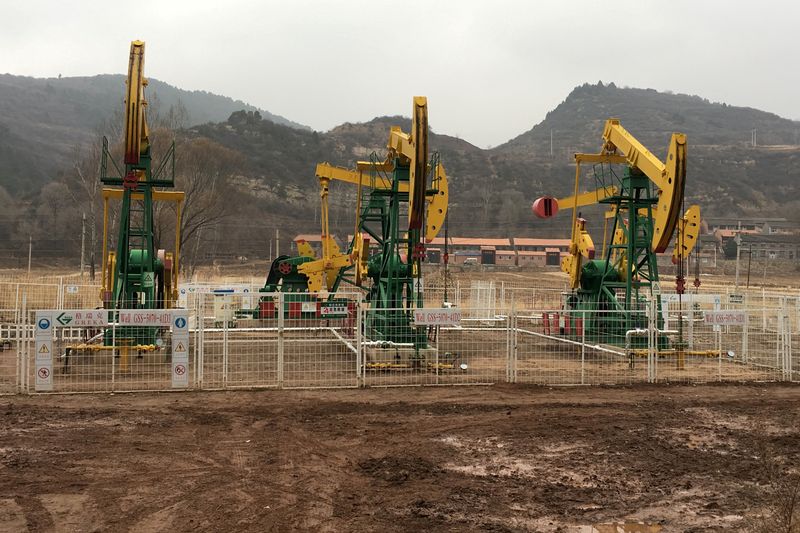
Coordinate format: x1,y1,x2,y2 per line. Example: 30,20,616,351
1,384,800,532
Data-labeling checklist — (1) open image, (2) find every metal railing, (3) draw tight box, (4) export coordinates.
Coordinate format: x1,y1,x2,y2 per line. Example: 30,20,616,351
0,289,797,394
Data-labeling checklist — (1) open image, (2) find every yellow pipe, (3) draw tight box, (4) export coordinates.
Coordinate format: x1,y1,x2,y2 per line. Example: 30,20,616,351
629,349,722,358
66,344,157,351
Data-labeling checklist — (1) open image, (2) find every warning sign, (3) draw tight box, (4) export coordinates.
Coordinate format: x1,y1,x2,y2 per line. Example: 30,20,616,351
320,303,348,318
172,361,189,388
172,309,189,389
35,339,53,362
35,362,53,391
142,272,155,288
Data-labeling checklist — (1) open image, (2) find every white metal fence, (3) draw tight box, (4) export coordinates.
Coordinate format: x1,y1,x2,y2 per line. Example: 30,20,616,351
1,289,798,394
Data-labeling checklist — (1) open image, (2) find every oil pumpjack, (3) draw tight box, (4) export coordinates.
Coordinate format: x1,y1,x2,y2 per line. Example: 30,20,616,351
533,119,700,348
99,40,184,345
248,97,448,352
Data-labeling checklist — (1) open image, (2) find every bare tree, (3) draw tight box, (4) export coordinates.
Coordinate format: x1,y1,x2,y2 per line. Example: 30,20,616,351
173,137,241,275
67,141,102,279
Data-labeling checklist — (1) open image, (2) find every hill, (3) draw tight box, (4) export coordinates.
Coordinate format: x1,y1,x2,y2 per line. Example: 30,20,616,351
489,82,800,218
0,73,308,194
2,81,800,265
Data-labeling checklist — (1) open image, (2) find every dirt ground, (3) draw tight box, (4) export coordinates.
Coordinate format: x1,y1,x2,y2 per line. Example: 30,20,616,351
2,384,800,532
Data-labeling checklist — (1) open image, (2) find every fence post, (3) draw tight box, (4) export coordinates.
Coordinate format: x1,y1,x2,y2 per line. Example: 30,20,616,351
580,312,586,385
742,311,749,364
648,298,657,383
688,300,694,351
111,315,116,391
222,298,229,388
277,292,284,388
781,298,791,381
14,283,20,324
194,293,202,388
356,294,363,388
18,294,27,393
507,293,515,383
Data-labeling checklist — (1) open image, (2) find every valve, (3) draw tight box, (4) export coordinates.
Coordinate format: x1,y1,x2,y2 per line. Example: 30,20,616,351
675,275,686,295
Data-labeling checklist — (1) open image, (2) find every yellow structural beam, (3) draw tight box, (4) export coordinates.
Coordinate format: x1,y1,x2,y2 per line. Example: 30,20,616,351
561,218,595,289
673,204,701,262
315,163,399,190
601,118,687,253
557,185,618,210
102,189,185,202
124,40,149,165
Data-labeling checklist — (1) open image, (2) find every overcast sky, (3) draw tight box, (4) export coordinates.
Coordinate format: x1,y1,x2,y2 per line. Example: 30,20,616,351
2,0,798,148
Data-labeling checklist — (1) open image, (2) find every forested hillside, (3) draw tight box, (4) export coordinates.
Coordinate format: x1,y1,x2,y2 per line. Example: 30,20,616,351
2,80,799,269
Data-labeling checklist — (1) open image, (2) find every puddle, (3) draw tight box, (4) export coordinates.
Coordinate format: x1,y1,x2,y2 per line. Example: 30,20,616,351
572,523,661,533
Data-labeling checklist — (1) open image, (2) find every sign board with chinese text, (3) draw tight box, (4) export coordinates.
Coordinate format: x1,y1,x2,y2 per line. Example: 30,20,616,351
413,308,462,326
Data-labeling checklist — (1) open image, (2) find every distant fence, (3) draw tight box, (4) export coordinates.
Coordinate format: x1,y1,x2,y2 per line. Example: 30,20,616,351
0,289,798,395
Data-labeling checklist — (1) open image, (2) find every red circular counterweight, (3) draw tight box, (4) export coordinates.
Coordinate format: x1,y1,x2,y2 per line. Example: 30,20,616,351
532,196,559,219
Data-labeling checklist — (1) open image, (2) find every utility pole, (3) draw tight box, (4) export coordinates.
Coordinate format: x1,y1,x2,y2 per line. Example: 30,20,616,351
27,235,32,276
734,232,742,291
275,229,280,258
80,213,86,278
550,129,553,157
745,244,752,289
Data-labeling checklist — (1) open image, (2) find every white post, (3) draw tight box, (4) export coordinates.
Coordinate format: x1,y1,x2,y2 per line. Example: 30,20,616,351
197,293,204,387
742,312,749,364
688,297,694,350
222,302,229,387
580,313,586,385
14,284,19,324
277,292,284,388
111,317,116,390
356,293,363,387
18,294,27,393
717,327,722,381
648,299,656,383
